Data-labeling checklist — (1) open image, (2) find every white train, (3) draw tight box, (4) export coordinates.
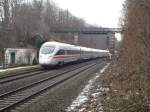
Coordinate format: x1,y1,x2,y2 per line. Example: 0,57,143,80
39,41,110,68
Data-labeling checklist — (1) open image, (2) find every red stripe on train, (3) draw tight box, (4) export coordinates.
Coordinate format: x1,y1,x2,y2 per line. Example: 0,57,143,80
53,54,80,59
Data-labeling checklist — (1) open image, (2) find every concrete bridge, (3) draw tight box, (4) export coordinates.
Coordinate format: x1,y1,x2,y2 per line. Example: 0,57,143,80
50,27,123,55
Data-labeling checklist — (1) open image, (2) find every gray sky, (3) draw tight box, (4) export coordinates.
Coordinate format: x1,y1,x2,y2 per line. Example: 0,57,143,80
54,0,125,28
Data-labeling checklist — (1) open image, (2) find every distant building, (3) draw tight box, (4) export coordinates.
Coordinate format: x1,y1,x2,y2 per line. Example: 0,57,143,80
3,48,37,67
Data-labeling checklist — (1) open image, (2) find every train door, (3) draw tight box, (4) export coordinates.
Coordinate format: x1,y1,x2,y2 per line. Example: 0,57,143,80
10,52,15,64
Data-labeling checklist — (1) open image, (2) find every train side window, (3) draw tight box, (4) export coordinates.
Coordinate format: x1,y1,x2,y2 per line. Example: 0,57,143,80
65,50,67,55
56,50,65,55
73,50,76,54
67,50,80,55
67,50,74,55
67,50,71,55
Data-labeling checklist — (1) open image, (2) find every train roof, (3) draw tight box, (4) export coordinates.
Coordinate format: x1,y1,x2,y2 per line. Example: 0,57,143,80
42,41,71,47
42,41,109,52
43,41,79,48
42,41,80,50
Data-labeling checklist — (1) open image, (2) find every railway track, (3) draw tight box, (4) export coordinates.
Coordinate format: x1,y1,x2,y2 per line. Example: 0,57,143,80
0,70,46,84
0,67,41,80
0,61,99,112
0,60,95,85
0,60,99,97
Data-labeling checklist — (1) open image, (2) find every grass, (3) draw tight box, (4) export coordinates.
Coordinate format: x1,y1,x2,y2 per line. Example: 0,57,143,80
0,65,40,78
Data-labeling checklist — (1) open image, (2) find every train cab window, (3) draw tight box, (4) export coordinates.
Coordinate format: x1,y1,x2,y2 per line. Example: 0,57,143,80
56,50,65,55
41,46,55,54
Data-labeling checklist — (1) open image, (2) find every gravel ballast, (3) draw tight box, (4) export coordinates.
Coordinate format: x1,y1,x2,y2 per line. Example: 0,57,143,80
15,60,107,112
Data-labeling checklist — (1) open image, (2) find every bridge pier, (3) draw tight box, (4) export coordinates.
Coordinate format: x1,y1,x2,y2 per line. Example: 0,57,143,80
73,32,79,45
108,33,115,55
67,32,72,43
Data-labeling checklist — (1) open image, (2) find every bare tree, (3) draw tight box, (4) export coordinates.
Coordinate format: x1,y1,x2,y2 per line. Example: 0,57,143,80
0,0,87,48
101,0,150,112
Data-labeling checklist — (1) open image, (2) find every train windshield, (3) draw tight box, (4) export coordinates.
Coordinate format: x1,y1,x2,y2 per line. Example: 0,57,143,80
41,46,55,54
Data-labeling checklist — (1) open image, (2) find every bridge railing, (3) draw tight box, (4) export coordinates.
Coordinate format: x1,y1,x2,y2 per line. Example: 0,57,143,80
50,27,122,34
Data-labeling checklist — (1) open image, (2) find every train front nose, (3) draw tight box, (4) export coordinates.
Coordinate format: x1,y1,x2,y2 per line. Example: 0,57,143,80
39,54,53,65
39,54,58,65
39,45,57,66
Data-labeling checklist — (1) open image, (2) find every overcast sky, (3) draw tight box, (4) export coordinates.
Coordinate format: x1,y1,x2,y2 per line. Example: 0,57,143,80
53,0,125,28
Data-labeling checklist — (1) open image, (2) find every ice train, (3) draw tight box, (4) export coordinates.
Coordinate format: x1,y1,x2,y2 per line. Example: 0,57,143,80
39,41,110,68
